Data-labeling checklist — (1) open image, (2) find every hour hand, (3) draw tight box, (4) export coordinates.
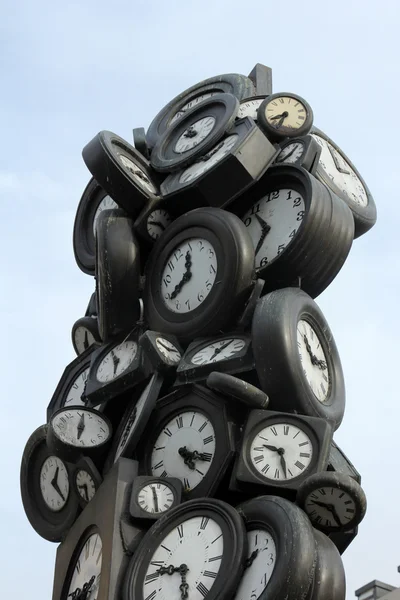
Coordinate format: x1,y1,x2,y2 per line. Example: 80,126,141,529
263,444,279,452
77,413,85,439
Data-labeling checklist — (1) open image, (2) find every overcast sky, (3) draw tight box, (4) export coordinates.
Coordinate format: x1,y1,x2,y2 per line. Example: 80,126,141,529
1,0,399,597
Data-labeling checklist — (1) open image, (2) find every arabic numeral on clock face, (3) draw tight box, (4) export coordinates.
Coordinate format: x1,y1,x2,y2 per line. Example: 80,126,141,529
163,274,171,287
260,257,268,267
296,210,305,221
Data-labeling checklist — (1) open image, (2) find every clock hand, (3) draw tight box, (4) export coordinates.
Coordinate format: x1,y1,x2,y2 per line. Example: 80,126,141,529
327,144,350,174
279,451,287,479
170,251,192,300
157,340,178,353
78,484,90,502
111,350,120,376
151,486,159,512
277,146,297,162
274,112,289,130
303,334,327,369
254,214,271,256
83,330,90,350
147,220,166,231
310,500,342,527
77,413,85,440
209,339,234,361
179,564,190,600
244,549,259,569
263,444,279,452
183,126,197,139
270,112,288,120
157,564,188,576
51,467,66,501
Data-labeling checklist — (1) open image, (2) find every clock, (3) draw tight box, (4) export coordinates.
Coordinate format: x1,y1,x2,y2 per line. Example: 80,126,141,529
129,476,183,520
160,117,278,214
133,126,150,159
133,197,174,246
144,207,255,342
63,529,103,600
103,373,164,474
311,126,377,237
206,372,269,409
73,178,119,275
72,457,103,508
327,441,361,483
46,346,93,422
145,72,255,150
123,498,247,600
71,316,101,356
47,406,113,463
296,471,367,533
247,63,273,95
139,330,183,373
83,330,152,408
137,385,236,499
232,409,333,494
20,425,80,542
274,135,321,174
308,530,345,600
251,287,346,429
95,208,141,342
151,93,240,173
234,495,317,600
258,93,314,141
230,164,354,298
236,95,268,120
175,332,254,386
82,130,162,218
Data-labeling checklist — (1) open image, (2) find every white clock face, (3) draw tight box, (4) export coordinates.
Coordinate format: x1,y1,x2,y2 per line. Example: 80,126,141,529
137,482,175,514
92,195,118,236
191,338,246,365
237,98,265,120
250,422,313,481
150,410,216,491
142,515,223,600
161,237,217,314
311,134,368,207
178,135,238,184
96,340,138,382
235,529,276,600
174,116,216,153
40,456,69,512
170,92,219,125
76,469,96,503
147,208,172,240
304,486,357,529
64,367,89,409
74,326,96,355
296,319,330,403
156,337,181,364
265,96,308,131
241,188,305,269
52,409,110,448
117,153,158,196
67,533,102,600
276,141,304,164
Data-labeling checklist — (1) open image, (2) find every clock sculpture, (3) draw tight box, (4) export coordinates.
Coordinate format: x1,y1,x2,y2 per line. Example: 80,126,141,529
20,63,373,600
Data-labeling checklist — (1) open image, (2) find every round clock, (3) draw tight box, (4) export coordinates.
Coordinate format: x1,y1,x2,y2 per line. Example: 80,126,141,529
311,126,377,237
95,339,138,383
72,457,103,508
20,425,80,542
235,496,317,600
47,406,112,463
71,316,101,356
308,530,345,600
155,336,182,364
123,498,247,600
145,72,255,150
151,93,240,173
129,476,183,520
236,95,268,120
233,164,354,298
258,93,314,141
64,529,102,600
252,287,346,429
73,178,119,275
144,207,255,342
296,471,367,532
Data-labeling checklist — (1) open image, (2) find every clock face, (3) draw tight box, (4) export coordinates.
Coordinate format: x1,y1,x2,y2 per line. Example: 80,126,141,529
311,134,368,207
95,340,138,382
170,92,219,125
142,515,223,600
137,482,175,514
156,337,182,364
74,326,96,355
75,469,96,503
264,96,308,132
117,153,158,196
147,208,172,241
296,319,330,403
234,529,276,600
250,422,313,481
304,486,356,529
40,456,69,512
64,368,90,409
161,237,218,314
92,195,118,236
237,98,264,120
178,135,238,184
191,338,246,365
67,532,102,600
150,410,216,491
174,117,216,153
52,408,110,448
241,188,306,269
114,378,153,461
276,142,304,164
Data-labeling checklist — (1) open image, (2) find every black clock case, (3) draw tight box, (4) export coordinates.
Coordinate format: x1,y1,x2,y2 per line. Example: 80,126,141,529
51,458,146,600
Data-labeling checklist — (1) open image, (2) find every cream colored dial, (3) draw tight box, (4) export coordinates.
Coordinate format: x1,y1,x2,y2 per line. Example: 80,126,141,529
265,96,309,132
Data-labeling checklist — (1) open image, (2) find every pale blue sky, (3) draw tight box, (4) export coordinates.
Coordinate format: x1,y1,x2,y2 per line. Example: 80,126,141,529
1,0,400,597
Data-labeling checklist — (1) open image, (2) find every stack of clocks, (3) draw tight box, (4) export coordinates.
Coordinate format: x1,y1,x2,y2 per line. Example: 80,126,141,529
20,63,374,600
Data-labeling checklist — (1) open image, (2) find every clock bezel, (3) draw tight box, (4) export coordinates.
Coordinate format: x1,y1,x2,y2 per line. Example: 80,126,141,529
258,92,314,142
129,475,183,521
71,315,101,356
